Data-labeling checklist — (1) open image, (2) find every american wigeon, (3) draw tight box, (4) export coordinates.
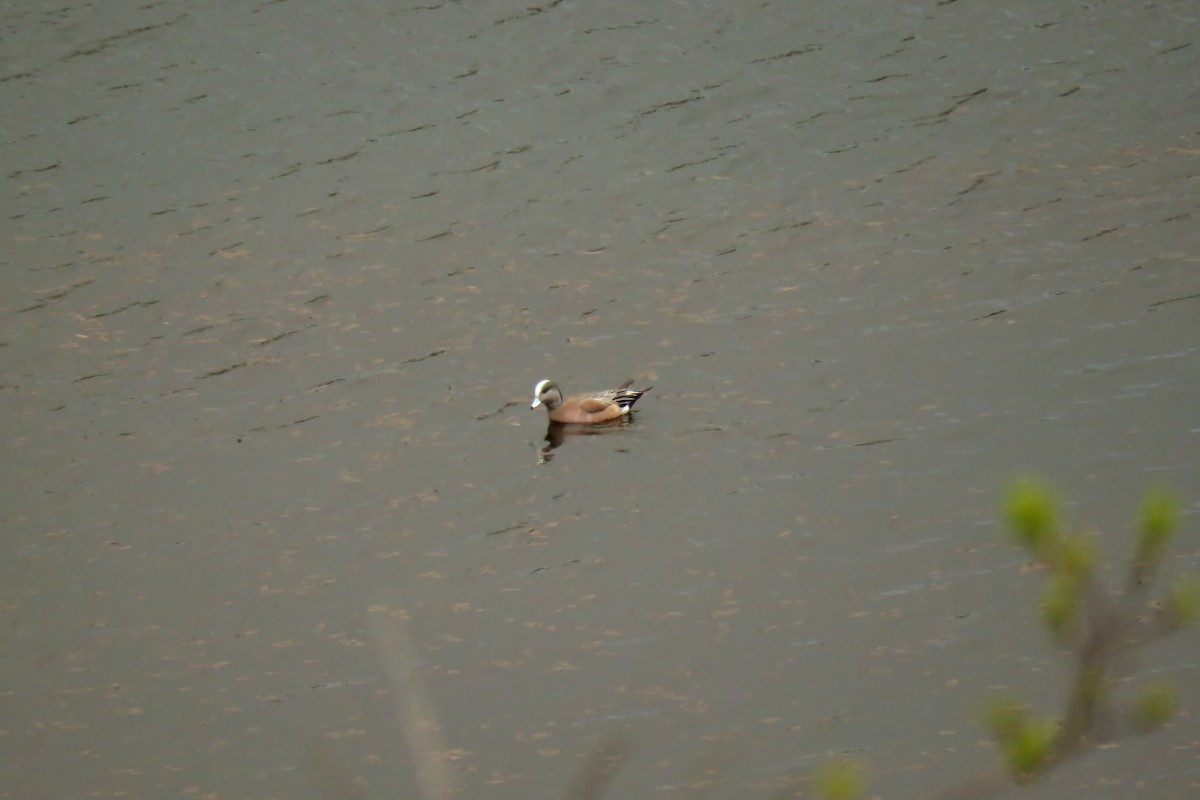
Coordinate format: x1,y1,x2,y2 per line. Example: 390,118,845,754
530,379,651,424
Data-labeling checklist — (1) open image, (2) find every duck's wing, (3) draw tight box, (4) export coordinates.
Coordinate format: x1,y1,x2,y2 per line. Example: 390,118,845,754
579,398,614,413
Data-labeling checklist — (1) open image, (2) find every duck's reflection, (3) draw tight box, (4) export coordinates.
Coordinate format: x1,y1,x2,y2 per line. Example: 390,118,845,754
538,419,631,464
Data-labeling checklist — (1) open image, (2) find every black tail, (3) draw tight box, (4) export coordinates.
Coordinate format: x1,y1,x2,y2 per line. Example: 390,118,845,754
614,386,651,410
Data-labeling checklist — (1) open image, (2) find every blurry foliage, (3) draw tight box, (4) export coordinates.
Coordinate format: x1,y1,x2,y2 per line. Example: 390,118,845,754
983,478,1197,783
1134,680,1178,732
1004,479,1060,556
360,480,1195,800
1134,487,1178,569
829,479,1195,799
1166,573,1200,624
813,759,866,800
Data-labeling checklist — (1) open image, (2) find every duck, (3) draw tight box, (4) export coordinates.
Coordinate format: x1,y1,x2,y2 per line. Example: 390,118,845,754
530,378,651,424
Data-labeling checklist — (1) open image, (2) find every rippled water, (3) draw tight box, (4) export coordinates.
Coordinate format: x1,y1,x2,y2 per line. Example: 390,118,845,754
3,1,1198,798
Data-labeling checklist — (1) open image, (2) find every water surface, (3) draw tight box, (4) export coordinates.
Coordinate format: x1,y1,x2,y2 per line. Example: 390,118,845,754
3,1,1198,798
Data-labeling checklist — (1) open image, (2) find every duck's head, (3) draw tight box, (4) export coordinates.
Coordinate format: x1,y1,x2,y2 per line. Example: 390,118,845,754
531,379,562,410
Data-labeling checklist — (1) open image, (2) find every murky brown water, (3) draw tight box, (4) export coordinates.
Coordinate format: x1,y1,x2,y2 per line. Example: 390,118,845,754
4,1,1198,798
